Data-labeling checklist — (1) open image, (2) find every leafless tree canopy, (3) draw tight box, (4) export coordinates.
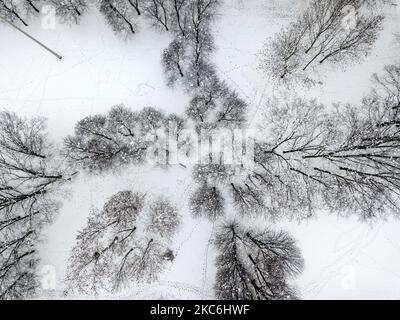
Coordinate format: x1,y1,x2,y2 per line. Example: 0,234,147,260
23,0,41,15
159,0,219,88
45,0,88,24
0,0,88,26
0,0,29,25
261,0,384,84
97,0,246,135
0,111,68,300
143,0,170,31
194,64,400,221
162,36,187,85
66,191,180,294
214,222,304,300
254,63,400,219
146,197,180,238
158,0,248,134
186,75,247,131
98,0,138,36
189,184,224,220
64,105,186,172
362,0,397,9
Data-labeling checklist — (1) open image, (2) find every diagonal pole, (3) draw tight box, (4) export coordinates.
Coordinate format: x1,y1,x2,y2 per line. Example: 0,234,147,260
0,16,62,60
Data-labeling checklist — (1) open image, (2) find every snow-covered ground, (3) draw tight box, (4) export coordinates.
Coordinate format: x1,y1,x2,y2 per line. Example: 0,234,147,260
1,0,400,299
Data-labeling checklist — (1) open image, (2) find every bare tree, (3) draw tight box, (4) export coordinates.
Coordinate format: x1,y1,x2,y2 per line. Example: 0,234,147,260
156,1,245,125
66,191,180,294
146,197,180,239
193,162,231,183
99,0,137,36
167,0,218,88
0,0,28,26
245,97,332,218
64,111,141,172
170,0,189,36
45,0,87,24
64,105,189,172
192,164,267,217
191,64,400,220
22,0,41,15
186,75,247,129
185,71,220,122
64,106,156,172
156,0,223,91
186,0,219,33
144,0,170,31
252,62,400,219
362,0,396,9
0,111,69,300
238,89,400,219
159,113,191,167
261,0,384,83
155,0,248,135
186,27,215,88
369,63,400,108
189,184,224,220
253,65,400,219
214,222,304,300
138,106,166,136
191,163,264,217
162,36,188,86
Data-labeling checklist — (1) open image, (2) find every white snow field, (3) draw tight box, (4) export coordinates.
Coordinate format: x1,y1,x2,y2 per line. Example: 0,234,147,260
1,0,400,299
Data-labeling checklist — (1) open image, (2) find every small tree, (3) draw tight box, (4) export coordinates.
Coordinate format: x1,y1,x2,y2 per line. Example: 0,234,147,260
45,0,87,24
64,106,151,172
65,105,189,172
189,184,224,220
0,0,28,26
214,222,304,300
170,0,189,36
261,0,384,83
138,106,165,136
146,197,180,239
186,75,247,129
186,71,221,122
64,112,140,172
161,36,188,86
144,0,170,31
98,0,137,36
186,28,216,88
66,191,180,294
157,0,222,90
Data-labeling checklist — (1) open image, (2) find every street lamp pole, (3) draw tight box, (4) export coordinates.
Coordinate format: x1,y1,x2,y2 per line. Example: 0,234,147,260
0,16,62,60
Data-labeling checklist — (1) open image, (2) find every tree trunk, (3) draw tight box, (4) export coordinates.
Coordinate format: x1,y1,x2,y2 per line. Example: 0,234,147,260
127,0,141,15
109,3,135,34
28,0,40,13
12,10,28,26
